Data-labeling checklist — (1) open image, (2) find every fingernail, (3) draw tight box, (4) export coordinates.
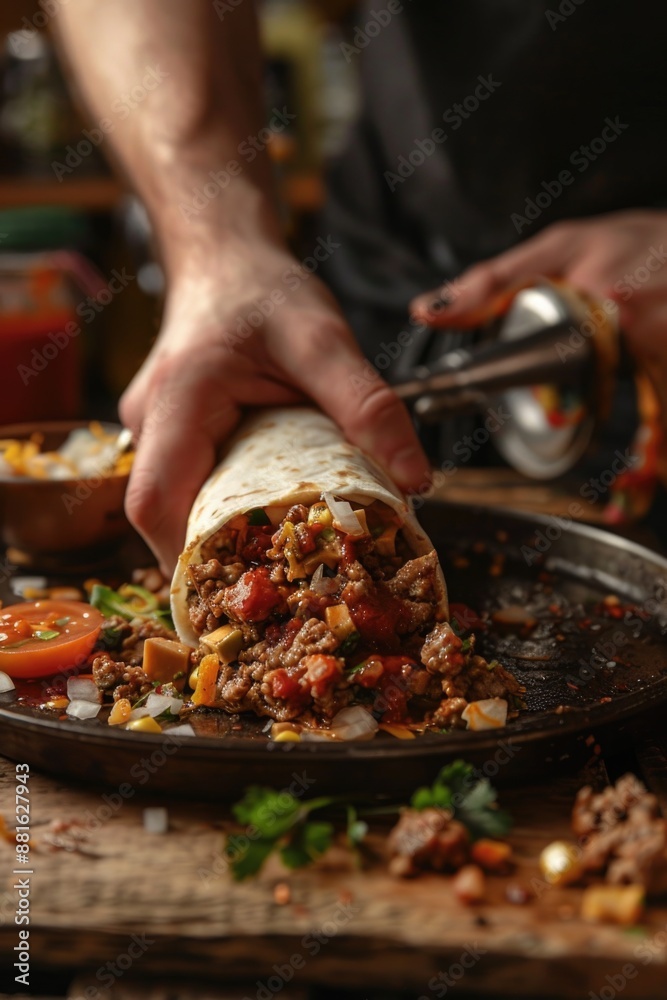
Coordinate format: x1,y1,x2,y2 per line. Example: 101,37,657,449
390,446,430,490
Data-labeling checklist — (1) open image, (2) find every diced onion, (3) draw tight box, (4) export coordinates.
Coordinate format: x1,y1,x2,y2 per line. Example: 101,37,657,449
0,671,15,693
329,705,379,741
300,730,336,742
66,677,101,704
145,692,183,718
322,493,366,537
461,698,508,731
143,807,168,834
66,699,101,720
165,722,196,737
310,563,340,595
128,706,152,721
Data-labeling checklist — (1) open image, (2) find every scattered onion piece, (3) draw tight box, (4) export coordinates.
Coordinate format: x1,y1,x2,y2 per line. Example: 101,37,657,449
310,563,340,596
322,494,366,537
145,692,183,718
128,706,152,722
143,807,168,834
329,705,379,741
66,677,101,704
300,730,335,742
0,671,15,693
165,722,196,737
461,698,508,731
66,700,101,720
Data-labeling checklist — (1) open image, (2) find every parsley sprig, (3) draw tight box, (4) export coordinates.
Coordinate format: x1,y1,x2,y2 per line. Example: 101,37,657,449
228,788,338,879
410,760,512,840
228,759,511,879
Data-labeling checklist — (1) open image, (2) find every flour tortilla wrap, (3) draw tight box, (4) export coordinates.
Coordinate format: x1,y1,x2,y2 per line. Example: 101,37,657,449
170,406,448,646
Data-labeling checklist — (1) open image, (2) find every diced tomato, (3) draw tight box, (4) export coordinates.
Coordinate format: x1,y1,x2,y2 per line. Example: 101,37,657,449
271,668,303,700
348,593,407,647
303,654,341,698
340,537,357,570
282,618,304,648
294,522,318,555
354,659,385,688
224,568,284,623
378,683,409,723
239,525,273,565
381,655,417,674
354,654,417,690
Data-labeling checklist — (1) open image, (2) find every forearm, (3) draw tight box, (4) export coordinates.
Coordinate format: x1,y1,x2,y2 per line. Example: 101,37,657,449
53,0,284,284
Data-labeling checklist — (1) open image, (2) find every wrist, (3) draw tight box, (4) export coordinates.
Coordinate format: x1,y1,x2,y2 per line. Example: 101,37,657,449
161,179,286,287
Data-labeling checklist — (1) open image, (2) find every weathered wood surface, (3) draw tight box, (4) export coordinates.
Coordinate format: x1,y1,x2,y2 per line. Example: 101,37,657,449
1,753,667,998
68,983,308,1000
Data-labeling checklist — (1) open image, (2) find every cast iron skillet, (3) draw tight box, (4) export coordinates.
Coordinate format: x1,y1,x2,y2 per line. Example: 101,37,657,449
1,501,667,800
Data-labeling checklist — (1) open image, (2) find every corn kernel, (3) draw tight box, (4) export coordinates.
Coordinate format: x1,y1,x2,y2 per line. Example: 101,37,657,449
273,730,301,743
126,716,162,734
539,840,582,886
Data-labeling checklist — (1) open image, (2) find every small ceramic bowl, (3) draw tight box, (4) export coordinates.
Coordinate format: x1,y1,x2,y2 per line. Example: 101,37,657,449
0,421,131,557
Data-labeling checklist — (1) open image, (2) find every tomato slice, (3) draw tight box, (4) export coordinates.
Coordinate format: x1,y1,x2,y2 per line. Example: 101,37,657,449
0,600,105,678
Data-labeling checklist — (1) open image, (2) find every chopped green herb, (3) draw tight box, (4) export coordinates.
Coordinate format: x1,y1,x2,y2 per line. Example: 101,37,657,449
226,838,275,880
227,759,512,878
280,821,334,870
90,583,171,628
339,632,361,657
486,659,499,671
320,527,336,542
34,629,60,641
228,786,337,880
247,507,271,526
3,639,30,649
410,760,511,840
118,584,159,615
346,660,367,677
460,637,472,653
54,616,71,626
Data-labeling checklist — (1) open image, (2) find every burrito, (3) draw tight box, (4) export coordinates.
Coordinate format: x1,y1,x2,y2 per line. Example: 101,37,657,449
171,407,521,730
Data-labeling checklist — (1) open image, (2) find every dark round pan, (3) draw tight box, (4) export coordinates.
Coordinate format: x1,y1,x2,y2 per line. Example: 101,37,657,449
1,501,667,801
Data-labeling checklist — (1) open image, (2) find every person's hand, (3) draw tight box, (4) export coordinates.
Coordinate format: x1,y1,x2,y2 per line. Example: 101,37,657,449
120,240,430,573
411,208,667,454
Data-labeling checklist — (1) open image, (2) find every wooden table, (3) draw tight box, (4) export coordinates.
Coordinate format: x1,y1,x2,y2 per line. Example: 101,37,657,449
1,740,667,1000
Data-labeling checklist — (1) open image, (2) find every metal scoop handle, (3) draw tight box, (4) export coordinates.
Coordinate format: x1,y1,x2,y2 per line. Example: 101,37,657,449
393,319,593,422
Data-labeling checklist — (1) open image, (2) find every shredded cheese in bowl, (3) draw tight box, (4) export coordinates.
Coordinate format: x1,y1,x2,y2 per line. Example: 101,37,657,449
0,422,133,481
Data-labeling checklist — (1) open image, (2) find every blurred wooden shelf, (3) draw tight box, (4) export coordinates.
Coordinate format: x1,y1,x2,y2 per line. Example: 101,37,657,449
0,176,124,210
282,170,326,212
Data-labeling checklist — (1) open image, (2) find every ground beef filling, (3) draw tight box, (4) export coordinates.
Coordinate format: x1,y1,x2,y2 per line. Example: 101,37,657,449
185,501,521,726
572,774,667,891
90,614,176,701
